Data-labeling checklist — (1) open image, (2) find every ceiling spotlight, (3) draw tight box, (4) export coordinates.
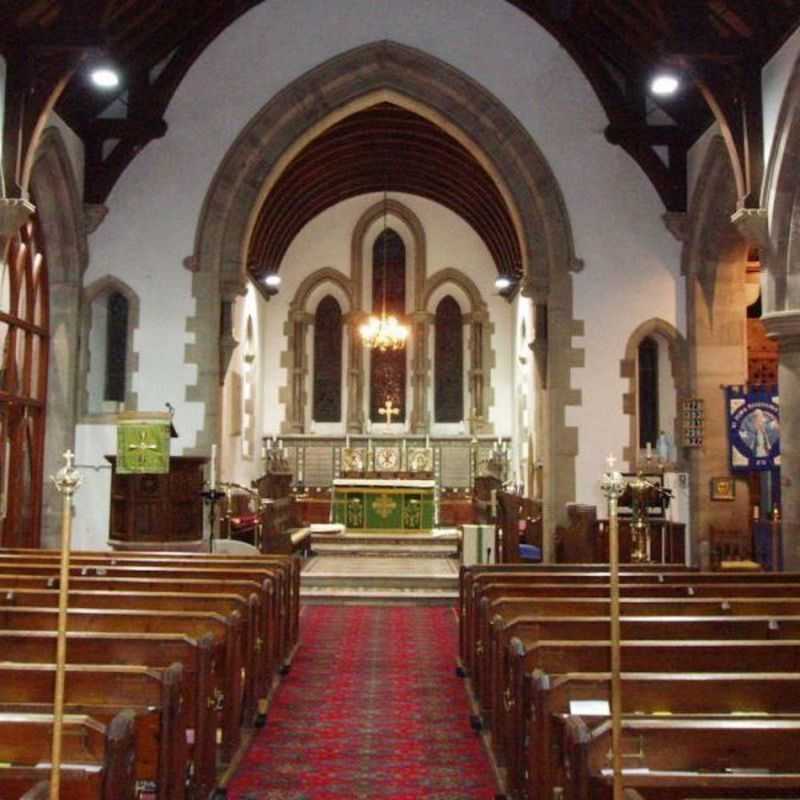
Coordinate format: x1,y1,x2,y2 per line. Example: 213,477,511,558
650,73,680,97
495,276,513,291
264,274,281,288
89,66,121,90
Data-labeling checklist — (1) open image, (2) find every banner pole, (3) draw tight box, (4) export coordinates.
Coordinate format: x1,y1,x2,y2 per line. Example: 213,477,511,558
50,450,82,800
601,455,624,800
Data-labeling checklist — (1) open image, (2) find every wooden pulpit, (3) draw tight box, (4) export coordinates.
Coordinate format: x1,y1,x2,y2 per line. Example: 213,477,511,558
106,455,207,550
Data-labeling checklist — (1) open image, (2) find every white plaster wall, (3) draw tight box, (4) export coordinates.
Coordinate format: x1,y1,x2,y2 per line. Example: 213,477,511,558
75,0,685,541
259,192,509,437
763,26,800,176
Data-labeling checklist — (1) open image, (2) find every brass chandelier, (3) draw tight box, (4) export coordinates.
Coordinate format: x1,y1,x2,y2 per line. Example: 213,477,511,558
360,190,409,351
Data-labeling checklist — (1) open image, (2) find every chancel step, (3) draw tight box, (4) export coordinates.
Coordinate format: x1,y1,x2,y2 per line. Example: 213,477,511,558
301,554,459,604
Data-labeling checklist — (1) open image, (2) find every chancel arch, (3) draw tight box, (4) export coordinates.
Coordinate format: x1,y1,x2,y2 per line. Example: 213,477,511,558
193,41,579,559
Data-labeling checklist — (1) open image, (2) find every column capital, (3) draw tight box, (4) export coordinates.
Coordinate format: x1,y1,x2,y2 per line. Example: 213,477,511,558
762,310,800,351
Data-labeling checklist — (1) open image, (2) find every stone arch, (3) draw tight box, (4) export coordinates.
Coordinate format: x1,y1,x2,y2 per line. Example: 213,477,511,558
619,317,688,468
289,267,354,315
760,51,800,569
423,268,486,315
192,40,580,558
28,126,89,547
684,135,751,567
762,50,800,313
352,199,426,310
78,274,141,420
281,268,353,434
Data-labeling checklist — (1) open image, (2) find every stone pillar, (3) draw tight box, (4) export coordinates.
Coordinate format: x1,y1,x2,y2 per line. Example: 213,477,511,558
410,311,431,433
40,280,81,548
344,312,365,433
763,310,800,569
468,310,492,434
283,310,311,434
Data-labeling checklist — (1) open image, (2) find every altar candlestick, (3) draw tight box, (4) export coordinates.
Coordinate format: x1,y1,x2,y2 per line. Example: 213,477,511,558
346,434,350,448
210,444,217,489
425,434,430,448
645,441,652,459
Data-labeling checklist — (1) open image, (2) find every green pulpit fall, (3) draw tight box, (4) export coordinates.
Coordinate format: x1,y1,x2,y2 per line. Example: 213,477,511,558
117,421,170,474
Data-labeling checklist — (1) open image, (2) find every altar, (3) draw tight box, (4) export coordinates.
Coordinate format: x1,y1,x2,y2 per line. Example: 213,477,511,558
332,478,436,532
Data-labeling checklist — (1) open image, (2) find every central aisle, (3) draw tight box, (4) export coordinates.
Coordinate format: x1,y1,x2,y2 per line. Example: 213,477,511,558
228,605,499,799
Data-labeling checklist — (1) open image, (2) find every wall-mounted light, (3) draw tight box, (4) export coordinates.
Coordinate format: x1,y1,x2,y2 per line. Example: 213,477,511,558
263,274,281,288
650,72,680,97
89,65,121,90
495,275,513,291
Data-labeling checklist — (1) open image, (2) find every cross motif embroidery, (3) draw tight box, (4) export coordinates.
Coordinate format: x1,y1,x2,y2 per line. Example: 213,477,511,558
129,431,158,466
372,494,397,520
378,400,400,425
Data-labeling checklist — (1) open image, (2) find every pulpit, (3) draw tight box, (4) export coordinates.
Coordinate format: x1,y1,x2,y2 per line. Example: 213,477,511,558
106,455,207,550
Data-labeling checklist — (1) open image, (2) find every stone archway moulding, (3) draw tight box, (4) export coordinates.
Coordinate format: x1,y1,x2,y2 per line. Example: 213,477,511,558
619,317,688,468
191,40,581,559
29,126,89,547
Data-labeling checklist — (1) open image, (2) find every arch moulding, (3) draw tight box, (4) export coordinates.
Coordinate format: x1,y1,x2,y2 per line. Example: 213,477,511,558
191,40,580,557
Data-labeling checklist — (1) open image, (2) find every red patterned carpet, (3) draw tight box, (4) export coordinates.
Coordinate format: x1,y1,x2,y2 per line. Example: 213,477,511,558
228,605,499,800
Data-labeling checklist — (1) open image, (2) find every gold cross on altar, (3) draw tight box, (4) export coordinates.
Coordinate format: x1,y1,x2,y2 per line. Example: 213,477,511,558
378,400,400,425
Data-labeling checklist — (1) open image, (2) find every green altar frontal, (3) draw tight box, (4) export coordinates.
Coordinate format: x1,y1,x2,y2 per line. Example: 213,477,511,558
332,479,436,532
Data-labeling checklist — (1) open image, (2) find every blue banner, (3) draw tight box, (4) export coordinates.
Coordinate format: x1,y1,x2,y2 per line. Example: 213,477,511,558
727,386,780,472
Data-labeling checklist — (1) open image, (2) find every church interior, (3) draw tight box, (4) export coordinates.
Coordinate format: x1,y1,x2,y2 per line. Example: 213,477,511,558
3,1,800,798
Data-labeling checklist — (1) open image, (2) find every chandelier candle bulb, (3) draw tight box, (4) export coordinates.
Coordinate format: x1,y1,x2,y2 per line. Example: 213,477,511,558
210,444,217,489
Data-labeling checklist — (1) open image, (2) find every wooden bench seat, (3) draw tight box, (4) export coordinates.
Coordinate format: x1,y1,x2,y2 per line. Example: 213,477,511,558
0,556,297,665
564,716,800,800
0,630,216,798
0,587,261,725
0,662,185,800
0,710,136,800
529,672,800,800
0,605,243,763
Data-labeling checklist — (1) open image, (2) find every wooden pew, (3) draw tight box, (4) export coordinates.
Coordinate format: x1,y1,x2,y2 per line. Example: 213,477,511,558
0,573,275,700
476,593,800,706
0,605,243,763
0,662,185,800
563,716,800,800
460,567,697,669
473,584,800,701
529,672,800,800
0,630,217,798
0,555,297,666
506,639,800,798
491,615,800,793
0,587,261,725
0,710,136,800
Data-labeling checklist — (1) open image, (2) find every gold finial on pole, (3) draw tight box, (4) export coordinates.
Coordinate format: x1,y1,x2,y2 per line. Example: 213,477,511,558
50,449,82,800
600,453,625,800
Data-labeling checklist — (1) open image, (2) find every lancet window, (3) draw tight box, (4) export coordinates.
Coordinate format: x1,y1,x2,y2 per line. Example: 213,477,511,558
313,296,343,422
369,229,406,423
434,296,463,422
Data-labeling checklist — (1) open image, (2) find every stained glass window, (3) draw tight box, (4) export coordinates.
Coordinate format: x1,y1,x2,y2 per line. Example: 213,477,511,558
313,296,342,421
370,229,406,423
104,291,129,402
435,296,463,422
638,335,659,448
